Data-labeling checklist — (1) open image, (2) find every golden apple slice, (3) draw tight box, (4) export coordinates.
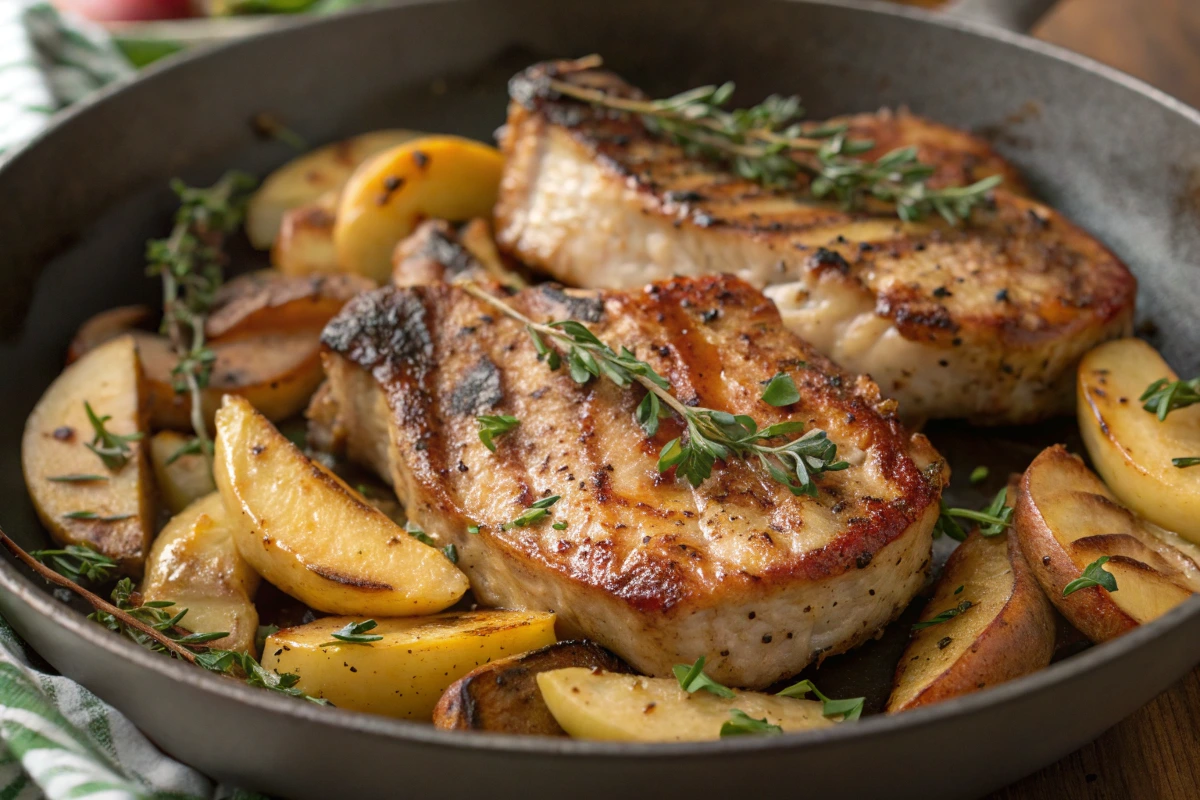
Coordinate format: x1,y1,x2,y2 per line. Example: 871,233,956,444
66,305,149,364
21,335,154,572
261,610,556,720
536,669,832,742
1015,444,1200,642
141,492,261,655
334,136,504,281
149,430,216,515
1078,338,1200,543
271,199,340,277
887,526,1055,712
246,129,422,249
214,395,469,615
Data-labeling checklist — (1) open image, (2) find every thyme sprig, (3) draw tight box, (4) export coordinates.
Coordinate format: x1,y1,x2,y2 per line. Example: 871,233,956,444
545,57,1000,224
83,401,142,471
146,172,256,464
320,619,382,647
1140,377,1200,421
461,285,848,496
28,544,117,584
1063,556,1118,597
912,600,973,631
935,488,1013,541
0,529,324,703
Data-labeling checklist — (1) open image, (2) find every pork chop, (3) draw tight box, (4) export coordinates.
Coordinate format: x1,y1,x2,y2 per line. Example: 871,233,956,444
494,60,1136,424
318,274,944,687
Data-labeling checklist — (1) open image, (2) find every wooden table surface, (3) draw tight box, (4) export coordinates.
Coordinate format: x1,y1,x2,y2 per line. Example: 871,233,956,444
982,1,1200,797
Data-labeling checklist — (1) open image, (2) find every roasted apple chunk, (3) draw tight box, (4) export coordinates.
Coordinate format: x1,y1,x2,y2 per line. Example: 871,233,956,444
536,669,833,742
888,526,1055,712
333,136,504,280
21,336,154,573
434,640,632,734
214,395,469,616
261,610,556,720
246,129,422,249
141,492,261,655
1078,338,1200,544
1015,445,1200,642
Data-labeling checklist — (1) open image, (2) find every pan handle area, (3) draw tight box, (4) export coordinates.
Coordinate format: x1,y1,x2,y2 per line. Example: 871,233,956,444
942,0,1058,32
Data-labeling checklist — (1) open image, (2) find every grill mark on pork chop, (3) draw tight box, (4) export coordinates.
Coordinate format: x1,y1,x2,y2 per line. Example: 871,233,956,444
320,275,943,685
447,356,503,415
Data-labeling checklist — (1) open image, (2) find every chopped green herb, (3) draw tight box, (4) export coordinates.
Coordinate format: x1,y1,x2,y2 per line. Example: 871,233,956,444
761,373,801,407
477,414,520,452
552,521,568,531
83,401,143,471
969,465,989,484
1140,377,1200,421
29,544,117,584
1063,556,1117,597
936,488,1012,539
467,523,481,534
720,708,782,737
913,600,973,631
62,511,134,522
46,474,109,483
1173,457,1200,469
320,619,382,647
405,522,437,547
672,656,735,698
953,584,964,595
502,495,561,530
442,544,458,564
776,679,865,720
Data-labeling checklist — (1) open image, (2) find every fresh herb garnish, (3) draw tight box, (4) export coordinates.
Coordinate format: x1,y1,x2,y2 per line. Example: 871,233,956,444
1173,457,1200,469
552,521,568,531
777,679,865,721
761,373,801,407
442,544,458,564
672,656,736,698
969,465,989,484
1140,377,1200,421
62,511,134,522
83,401,143,471
502,495,561,530
90,579,229,652
462,285,848,497
28,544,117,584
46,473,109,483
546,56,1000,225
913,600,973,631
320,619,383,647
255,624,280,655
146,172,256,465
935,488,1013,540
195,648,327,704
477,414,520,452
720,708,782,737
466,523,481,534
405,522,437,547
1063,556,1118,597
954,584,964,595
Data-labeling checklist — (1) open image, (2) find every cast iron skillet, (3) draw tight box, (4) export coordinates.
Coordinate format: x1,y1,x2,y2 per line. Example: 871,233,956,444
2,1,1199,798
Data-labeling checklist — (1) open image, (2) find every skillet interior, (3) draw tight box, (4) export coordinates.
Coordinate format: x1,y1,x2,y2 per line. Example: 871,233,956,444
1,1,1199,797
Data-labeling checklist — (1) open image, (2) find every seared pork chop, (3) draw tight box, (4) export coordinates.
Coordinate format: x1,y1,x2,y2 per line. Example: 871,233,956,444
319,275,943,687
495,61,1136,424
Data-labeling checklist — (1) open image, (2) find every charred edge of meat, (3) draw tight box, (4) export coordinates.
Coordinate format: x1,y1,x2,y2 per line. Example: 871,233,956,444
321,288,434,377
447,356,504,416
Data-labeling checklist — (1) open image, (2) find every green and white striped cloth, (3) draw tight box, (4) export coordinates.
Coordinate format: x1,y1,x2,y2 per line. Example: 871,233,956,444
0,615,263,800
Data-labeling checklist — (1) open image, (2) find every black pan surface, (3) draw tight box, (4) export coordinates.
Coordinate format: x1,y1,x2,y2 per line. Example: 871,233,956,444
1,1,1199,798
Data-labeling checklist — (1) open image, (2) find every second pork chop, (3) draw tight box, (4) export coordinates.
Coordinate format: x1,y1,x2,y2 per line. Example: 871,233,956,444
319,275,943,687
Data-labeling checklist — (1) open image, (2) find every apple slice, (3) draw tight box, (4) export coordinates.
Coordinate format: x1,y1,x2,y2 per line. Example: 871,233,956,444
333,136,504,281
1015,444,1200,642
536,669,833,742
141,492,261,655
213,395,469,615
1078,338,1200,544
21,335,155,572
887,521,1055,712
246,129,423,249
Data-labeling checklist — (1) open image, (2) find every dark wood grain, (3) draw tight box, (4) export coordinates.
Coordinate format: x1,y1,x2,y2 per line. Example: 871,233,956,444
988,1,1200,797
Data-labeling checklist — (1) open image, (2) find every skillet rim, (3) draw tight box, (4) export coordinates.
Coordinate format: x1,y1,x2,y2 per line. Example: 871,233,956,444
2,0,1199,759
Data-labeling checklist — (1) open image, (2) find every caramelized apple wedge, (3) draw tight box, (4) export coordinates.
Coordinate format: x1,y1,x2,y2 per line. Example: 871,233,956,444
261,610,556,720
887,526,1055,712
333,136,504,280
21,336,154,572
246,129,422,249
536,669,833,742
141,493,261,655
214,395,469,615
1015,445,1200,642
1078,338,1200,543
271,199,340,276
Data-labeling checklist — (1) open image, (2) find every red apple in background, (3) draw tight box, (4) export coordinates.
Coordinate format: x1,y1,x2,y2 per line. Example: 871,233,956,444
53,0,196,21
